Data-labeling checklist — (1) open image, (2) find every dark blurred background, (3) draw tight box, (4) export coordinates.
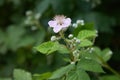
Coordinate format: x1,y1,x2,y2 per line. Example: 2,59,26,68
0,0,120,79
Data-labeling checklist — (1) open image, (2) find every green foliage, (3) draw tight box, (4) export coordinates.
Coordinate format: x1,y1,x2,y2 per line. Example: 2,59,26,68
35,41,69,54
77,58,104,73
0,0,120,79
0,78,11,80
35,0,51,14
73,23,95,37
77,30,97,40
79,39,93,47
49,64,75,79
77,30,97,47
35,41,57,54
100,75,120,80
33,72,52,80
66,69,90,80
13,69,32,80
93,47,113,62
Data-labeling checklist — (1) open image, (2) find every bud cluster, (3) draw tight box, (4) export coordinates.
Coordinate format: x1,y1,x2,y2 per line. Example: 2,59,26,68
25,10,41,31
72,19,85,28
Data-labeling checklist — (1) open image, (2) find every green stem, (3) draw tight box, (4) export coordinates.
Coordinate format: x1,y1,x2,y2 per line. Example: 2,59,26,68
95,53,120,78
103,62,120,78
59,32,75,62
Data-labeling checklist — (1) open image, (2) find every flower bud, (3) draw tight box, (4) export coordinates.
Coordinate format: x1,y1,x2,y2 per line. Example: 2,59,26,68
73,50,79,57
76,20,84,25
71,62,75,64
76,39,80,44
89,48,94,53
72,23,78,28
73,37,77,41
68,34,73,38
35,13,41,20
26,10,33,16
51,36,57,41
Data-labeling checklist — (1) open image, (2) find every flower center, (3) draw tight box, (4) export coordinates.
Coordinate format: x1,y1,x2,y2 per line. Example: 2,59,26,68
54,15,66,25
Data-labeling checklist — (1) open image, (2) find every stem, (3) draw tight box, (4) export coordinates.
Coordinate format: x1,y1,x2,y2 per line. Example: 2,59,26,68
103,63,120,78
95,53,120,78
59,32,75,62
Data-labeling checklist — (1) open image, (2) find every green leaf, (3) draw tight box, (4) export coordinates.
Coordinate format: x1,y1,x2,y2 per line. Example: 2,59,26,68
77,58,104,73
93,47,113,62
79,39,93,47
35,41,58,54
13,69,32,80
33,72,52,80
77,30,97,40
101,48,113,62
57,44,70,54
66,69,90,80
100,75,120,80
49,64,75,79
35,41,69,54
73,23,95,36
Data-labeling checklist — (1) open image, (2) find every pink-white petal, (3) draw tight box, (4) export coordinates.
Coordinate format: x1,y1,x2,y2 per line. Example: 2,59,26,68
61,23,69,28
48,20,57,27
53,25,62,33
64,18,71,27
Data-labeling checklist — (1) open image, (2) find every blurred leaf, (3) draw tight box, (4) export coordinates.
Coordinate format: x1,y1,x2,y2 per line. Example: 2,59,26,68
66,69,90,80
84,12,116,33
100,75,120,80
0,29,5,44
0,43,7,54
77,58,104,73
77,30,97,40
34,29,45,45
11,0,21,7
33,72,52,80
7,25,26,51
35,0,50,14
0,29,7,54
17,36,34,48
79,39,93,47
0,0,4,6
13,69,32,80
0,78,11,80
49,64,75,79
